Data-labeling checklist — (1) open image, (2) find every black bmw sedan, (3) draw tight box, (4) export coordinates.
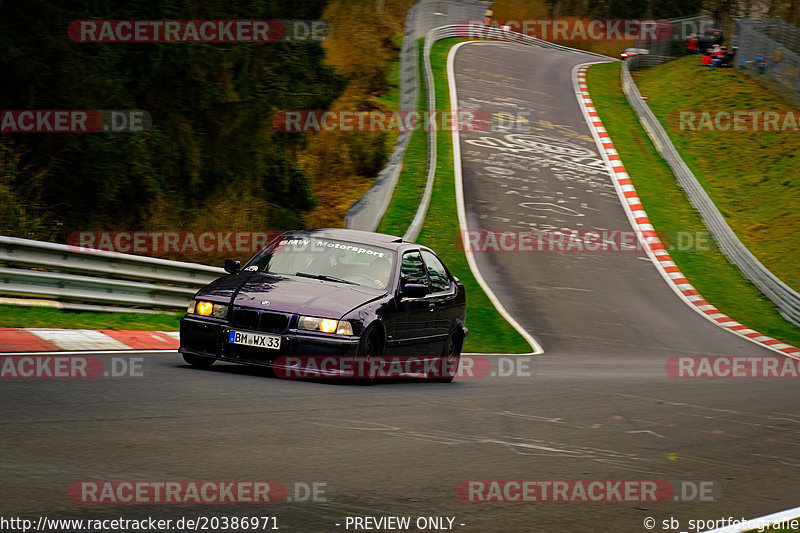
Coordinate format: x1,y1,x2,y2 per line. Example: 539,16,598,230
179,229,467,382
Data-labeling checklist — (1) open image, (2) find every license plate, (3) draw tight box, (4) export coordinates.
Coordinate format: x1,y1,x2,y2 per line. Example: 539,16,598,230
228,330,281,350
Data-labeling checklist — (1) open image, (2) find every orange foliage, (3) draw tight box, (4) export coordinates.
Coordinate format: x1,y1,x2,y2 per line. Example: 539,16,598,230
301,0,416,229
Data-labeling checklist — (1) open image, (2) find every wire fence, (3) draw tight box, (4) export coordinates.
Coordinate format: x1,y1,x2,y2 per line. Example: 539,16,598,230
735,18,800,101
636,14,715,57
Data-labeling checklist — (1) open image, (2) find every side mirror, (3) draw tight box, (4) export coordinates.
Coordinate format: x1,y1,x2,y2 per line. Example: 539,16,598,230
224,259,241,274
402,283,427,299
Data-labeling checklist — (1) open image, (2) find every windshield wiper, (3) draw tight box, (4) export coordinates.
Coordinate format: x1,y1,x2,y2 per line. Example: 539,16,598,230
294,272,356,285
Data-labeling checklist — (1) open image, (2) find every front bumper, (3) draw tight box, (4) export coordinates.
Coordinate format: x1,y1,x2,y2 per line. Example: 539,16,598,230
179,316,361,369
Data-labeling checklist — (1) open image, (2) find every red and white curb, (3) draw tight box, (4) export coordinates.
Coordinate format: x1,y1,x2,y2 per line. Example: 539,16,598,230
573,63,800,360
0,327,179,353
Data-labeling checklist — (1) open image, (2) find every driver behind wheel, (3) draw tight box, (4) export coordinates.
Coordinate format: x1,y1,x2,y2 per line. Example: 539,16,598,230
369,258,392,289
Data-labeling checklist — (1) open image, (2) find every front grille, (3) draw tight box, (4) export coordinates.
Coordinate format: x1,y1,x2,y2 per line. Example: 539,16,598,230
233,309,259,329
259,312,289,333
232,307,289,333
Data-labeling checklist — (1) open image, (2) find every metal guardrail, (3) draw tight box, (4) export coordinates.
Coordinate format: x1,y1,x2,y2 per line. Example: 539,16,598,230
344,0,491,232
626,53,676,70
401,25,440,243
14,11,790,323
402,24,612,242
342,2,419,232
620,60,800,327
0,236,225,313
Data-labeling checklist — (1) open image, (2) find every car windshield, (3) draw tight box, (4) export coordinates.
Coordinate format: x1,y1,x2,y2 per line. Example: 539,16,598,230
243,236,395,290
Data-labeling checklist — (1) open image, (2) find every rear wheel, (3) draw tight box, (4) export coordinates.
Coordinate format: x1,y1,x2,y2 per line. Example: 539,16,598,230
428,330,461,383
182,353,215,369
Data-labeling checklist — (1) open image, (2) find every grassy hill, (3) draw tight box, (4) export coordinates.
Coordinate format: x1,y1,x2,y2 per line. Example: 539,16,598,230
587,59,800,345
636,56,800,292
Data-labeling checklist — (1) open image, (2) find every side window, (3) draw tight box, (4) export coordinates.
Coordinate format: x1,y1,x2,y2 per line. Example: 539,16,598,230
422,251,451,293
400,251,428,288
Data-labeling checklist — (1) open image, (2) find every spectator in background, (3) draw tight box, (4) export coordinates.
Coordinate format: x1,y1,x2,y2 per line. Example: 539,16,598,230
772,47,783,75
712,46,733,67
687,33,698,55
697,34,709,54
721,47,737,68
710,47,724,67
701,54,713,66
755,53,766,74
739,55,748,69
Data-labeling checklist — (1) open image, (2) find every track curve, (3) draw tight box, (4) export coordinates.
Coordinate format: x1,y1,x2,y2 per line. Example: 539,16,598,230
0,42,797,533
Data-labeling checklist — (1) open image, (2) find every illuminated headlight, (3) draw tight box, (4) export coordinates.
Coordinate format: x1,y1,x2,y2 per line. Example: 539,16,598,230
298,316,353,335
189,300,228,319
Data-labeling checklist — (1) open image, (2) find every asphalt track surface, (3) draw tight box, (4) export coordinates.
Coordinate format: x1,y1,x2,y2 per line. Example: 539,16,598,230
2,43,798,533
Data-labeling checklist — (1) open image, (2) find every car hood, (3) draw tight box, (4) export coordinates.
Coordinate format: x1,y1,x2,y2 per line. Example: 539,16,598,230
196,271,382,318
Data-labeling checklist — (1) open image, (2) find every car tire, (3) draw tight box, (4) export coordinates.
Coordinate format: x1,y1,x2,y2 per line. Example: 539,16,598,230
356,326,382,384
428,330,461,383
182,353,216,369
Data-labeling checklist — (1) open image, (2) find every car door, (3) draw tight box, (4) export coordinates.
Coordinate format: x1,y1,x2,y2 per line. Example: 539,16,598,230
386,250,435,357
421,250,458,355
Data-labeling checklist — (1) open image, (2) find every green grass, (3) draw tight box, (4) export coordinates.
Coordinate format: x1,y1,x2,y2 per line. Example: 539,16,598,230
376,37,532,353
587,62,800,347
377,40,430,236
403,38,532,353
636,56,800,292
0,304,180,330
0,37,530,352
375,124,429,235
375,34,403,155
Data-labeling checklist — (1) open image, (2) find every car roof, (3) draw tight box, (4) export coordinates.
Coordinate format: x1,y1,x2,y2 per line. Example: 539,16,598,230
281,228,410,250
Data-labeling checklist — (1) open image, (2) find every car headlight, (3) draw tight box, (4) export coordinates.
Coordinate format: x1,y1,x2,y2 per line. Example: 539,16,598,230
298,316,353,335
189,300,228,319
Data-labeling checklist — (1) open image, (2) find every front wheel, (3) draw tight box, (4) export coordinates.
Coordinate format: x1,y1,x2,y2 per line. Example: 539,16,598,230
428,331,461,383
355,327,382,384
182,353,215,369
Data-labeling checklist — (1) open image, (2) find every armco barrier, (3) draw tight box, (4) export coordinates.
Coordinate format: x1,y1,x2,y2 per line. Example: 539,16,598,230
620,59,800,327
0,236,225,313
344,0,492,233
